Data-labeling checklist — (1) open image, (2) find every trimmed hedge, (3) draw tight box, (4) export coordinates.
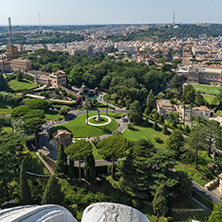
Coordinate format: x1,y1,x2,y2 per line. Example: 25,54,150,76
192,191,214,210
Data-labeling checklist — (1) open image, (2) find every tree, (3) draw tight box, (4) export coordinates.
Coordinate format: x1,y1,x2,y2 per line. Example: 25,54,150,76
97,134,129,179
166,130,184,159
127,100,143,125
59,106,70,117
65,140,93,182
162,124,168,135
0,73,9,91
188,127,205,170
169,75,182,89
11,105,30,118
20,159,31,205
23,117,45,148
55,144,68,176
84,153,96,182
84,101,91,125
208,203,222,222
159,115,164,124
41,175,64,205
16,70,23,81
153,185,169,222
153,122,159,131
23,109,45,120
203,120,221,157
69,159,75,180
195,92,205,106
146,89,155,111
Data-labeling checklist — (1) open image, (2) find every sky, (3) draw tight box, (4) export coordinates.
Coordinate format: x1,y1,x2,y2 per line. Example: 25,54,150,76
0,0,222,25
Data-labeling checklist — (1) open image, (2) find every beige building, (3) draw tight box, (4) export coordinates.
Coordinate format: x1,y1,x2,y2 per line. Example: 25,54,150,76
188,66,222,86
49,70,67,88
34,70,67,88
52,129,72,149
0,43,32,72
156,99,213,120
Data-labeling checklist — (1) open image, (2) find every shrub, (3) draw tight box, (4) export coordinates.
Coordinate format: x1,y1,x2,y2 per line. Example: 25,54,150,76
127,123,135,130
153,122,159,131
154,137,164,144
167,217,174,222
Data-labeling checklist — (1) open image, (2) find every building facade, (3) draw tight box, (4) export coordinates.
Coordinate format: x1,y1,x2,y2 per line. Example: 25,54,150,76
52,129,72,149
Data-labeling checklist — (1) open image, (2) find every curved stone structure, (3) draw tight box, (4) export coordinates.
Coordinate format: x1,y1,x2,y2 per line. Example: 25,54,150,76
0,204,77,222
81,202,150,222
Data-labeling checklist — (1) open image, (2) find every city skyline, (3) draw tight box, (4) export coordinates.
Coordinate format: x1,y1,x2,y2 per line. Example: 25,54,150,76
0,0,222,25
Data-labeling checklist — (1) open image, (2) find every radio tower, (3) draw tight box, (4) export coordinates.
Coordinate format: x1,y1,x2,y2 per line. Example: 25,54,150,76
8,17,12,44
38,12,41,34
173,10,175,26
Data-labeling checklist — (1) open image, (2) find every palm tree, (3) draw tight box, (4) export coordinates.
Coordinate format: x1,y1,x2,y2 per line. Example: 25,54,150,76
85,101,90,125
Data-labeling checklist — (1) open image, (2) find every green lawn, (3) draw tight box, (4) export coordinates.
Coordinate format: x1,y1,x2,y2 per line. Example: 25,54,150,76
192,84,220,91
141,204,210,222
26,151,50,175
123,125,168,149
216,110,222,117
8,79,38,91
50,112,119,138
195,89,219,95
2,127,12,133
175,151,213,186
45,110,64,121
202,94,219,105
0,100,17,114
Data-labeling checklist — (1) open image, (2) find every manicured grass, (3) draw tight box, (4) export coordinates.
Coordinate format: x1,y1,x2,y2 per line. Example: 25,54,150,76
2,127,12,133
0,100,17,114
26,151,50,175
50,112,119,138
89,116,109,124
175,151,214,186
141,204,210,222
123,125,168,149
216,110,222,116
8,79,38,91
45,110,64,121
192,84,220,91
202,94,218,105
195,89,219,95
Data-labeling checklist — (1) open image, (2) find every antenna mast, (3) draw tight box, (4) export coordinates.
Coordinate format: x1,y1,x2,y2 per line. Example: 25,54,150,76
8,17,12,44
173,10,175,26
38,12,41,34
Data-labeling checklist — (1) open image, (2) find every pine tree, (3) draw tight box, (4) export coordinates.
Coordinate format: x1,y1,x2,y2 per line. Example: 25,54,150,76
69,159,75,180
153,185,169,222
84,153,96,182
55,144,68,175
20,159,31,205
41,175,64,205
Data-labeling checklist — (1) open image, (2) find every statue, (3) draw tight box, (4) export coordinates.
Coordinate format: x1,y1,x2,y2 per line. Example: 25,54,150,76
95,109,103,122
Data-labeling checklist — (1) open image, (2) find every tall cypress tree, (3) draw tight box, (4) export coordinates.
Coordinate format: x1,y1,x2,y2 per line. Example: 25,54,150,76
55,144,68,175
20,159,31,205
41,175,64,205
84,153,96,182
69,159,75,180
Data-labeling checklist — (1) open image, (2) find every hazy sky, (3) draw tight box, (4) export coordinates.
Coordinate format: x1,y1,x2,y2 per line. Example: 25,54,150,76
0,0,222,25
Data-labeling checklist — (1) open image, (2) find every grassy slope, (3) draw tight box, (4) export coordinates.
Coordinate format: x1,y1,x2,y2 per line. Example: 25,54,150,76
192,84,220,91
195,89,219,95
123,125,168,149
45,110,64,121
8,79,37,91
50,112,119,138
26,151,50,175
202,94,218,105
0,100,17,114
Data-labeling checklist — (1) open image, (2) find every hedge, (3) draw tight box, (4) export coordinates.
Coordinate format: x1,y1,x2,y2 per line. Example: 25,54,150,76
192,191,214,210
